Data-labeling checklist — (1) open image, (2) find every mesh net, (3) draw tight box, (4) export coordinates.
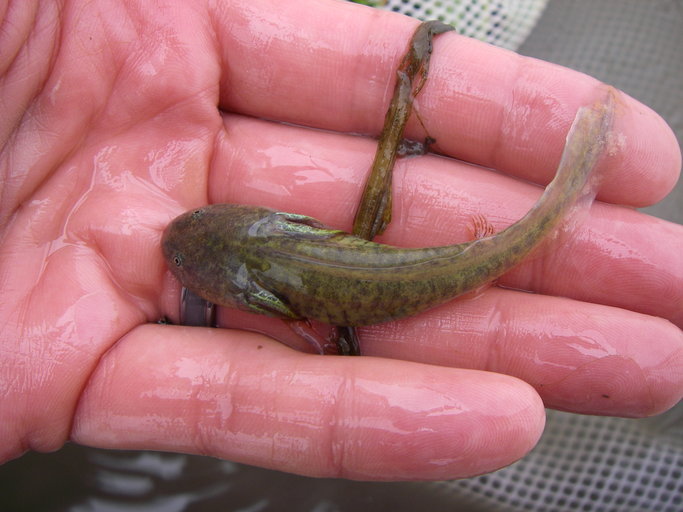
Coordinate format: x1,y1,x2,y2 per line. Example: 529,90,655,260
364,0,549,50
436,406,683,512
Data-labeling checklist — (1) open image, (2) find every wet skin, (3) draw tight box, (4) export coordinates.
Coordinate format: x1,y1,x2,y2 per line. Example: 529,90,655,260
162,93,615,327
171,20,452,355
340,19,451,354
352,20,453,241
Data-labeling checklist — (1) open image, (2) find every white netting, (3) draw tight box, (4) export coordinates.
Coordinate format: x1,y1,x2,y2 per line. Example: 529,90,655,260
365,0,549,50
435,405,683,512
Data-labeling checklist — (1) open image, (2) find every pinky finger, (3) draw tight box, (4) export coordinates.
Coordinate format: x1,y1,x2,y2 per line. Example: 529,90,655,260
72,324,545,481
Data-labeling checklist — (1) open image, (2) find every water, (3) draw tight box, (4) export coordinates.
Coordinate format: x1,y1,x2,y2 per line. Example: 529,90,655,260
0,445,484,512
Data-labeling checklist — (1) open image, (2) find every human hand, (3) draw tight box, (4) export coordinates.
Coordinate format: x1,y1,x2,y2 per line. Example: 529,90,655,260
1,0,681,481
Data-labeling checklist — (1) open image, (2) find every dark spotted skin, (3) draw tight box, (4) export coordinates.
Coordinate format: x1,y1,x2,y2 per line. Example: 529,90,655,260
162,94,614,327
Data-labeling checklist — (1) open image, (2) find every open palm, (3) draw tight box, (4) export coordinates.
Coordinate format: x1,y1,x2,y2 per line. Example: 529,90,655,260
1,0,681,481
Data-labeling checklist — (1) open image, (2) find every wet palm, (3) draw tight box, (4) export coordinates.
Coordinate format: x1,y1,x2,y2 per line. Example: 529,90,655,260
0,0,681,481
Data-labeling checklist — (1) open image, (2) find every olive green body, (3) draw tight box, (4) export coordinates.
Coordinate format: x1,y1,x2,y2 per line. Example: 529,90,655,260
162,96,613,326
164,204,483,325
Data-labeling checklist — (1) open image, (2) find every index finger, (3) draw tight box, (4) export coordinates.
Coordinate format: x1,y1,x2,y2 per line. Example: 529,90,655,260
215,0,680,206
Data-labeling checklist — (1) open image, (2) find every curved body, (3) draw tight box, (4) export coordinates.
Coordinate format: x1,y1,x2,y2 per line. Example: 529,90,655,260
162,97,613,326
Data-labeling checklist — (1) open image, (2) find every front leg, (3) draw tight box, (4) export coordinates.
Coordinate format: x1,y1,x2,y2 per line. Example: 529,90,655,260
242,278,302,320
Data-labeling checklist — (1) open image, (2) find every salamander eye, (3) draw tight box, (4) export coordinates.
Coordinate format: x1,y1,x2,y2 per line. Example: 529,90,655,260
173,254,183,267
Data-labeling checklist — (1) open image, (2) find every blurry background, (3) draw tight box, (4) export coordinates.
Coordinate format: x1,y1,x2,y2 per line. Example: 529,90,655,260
2,1,681,511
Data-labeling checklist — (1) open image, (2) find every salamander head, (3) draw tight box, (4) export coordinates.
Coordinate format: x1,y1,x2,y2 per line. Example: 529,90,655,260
161,204,277,308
